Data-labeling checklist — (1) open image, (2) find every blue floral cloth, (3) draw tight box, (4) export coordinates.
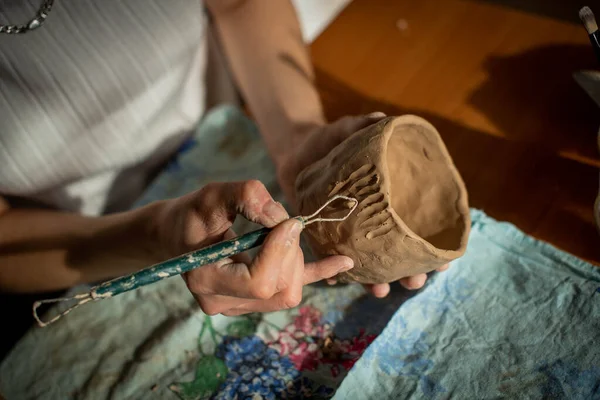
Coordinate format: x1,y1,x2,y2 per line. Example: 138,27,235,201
1,105,599,399
335,210,600,399
213,336,298,399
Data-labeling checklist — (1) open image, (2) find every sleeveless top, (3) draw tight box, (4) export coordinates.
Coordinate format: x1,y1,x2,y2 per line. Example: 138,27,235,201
0,0,207,215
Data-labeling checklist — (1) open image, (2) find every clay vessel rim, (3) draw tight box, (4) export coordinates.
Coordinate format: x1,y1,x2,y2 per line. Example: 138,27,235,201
380,115,470,258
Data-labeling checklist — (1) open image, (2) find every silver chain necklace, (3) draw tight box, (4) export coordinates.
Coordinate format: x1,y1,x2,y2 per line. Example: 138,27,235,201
0,0,54,34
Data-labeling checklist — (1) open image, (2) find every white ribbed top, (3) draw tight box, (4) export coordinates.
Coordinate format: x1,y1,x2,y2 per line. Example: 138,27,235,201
0,0,207,215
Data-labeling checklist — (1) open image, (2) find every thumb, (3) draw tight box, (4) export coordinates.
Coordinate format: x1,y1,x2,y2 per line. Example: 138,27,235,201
196,180,289,229
302,255,354,284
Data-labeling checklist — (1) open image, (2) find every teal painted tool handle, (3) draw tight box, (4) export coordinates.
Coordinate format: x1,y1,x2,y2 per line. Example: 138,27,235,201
91,226,272,298
33,195,358,328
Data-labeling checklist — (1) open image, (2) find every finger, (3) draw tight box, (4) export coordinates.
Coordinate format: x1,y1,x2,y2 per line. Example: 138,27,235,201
436,263,450,272
282,246,305,309
185,218,302,300
272,228,302,294
223,228,252,265
218,247,306,314
221,308,252,317
249,218,302,293
190,238,298,316
230,250,252,265
198,180,289,229
192,292,252,316
326,278,337,286
364,283,390,298
399,273,428,290
303,255,354,285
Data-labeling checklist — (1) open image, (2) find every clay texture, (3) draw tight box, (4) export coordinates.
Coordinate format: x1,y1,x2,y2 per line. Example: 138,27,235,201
295,115,470,284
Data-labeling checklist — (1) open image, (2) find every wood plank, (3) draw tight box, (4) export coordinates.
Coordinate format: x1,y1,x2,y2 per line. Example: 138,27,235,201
311,0,600,264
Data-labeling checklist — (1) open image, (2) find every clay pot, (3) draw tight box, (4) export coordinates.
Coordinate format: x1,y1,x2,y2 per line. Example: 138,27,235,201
295,115,471,284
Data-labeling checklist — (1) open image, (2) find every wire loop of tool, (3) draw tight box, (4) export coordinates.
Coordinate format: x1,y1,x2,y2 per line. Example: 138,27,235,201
300,195,358,226
32,195,358,327
33,293,93,327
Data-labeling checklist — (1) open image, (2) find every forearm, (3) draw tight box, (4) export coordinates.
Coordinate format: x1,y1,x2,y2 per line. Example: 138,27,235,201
206,0,325,167
0,201,161,293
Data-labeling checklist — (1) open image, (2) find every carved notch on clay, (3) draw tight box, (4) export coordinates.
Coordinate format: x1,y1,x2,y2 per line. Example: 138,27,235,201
328,164,394,240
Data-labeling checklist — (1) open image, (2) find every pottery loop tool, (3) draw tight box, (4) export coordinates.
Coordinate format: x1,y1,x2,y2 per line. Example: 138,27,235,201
33,195,359,327
579,6,600,63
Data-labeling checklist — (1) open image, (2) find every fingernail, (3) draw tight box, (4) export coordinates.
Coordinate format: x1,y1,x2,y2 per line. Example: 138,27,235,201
284,219,303,247
263,200,289,224
326,279,337,285
288,219,303,237
337,258,354,272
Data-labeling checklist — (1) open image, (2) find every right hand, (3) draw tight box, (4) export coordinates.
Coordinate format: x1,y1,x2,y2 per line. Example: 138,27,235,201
152,180,354,316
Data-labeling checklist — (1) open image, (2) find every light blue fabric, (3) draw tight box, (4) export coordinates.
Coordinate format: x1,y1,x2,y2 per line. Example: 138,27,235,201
1,105,599,399
335,209,600,399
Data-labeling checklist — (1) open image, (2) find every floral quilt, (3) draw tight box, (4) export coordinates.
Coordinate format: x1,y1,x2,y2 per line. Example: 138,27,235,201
1,105,599,399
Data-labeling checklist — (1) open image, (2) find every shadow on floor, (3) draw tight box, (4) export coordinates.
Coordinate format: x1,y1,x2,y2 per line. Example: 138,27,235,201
467,44,599,160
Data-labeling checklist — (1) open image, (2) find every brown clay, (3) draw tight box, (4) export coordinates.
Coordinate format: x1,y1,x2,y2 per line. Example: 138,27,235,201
295,115,471,284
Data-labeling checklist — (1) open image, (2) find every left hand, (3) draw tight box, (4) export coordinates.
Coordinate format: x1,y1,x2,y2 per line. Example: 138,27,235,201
276,112,450,297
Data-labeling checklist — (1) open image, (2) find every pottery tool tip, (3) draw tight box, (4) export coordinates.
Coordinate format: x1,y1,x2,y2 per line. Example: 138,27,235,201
301,195,358,226
580,6,598,34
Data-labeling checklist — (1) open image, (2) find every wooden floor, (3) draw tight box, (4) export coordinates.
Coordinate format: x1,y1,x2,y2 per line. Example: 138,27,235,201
310,0,600,264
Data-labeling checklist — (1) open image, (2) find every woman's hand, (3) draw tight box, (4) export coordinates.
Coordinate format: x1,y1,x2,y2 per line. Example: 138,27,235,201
152,180,353,316
276,113,389,210
276,113,450,297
